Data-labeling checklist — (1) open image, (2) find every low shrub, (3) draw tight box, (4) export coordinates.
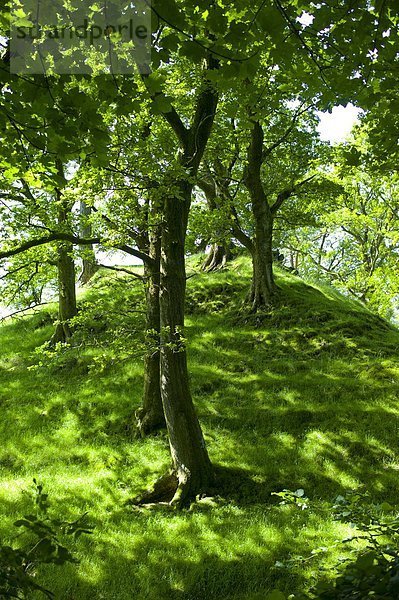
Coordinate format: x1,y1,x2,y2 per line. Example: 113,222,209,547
0,480,93,599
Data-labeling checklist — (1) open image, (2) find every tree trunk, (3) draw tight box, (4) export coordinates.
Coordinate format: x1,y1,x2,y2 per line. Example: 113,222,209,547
79,201,98,285
201,243,232,272
137,55,218,504
51,176,77,345
51,242,77,344
136,233,165,435
80,253,98,285
248,205,276,310
245,121,277,311
159,186,213,506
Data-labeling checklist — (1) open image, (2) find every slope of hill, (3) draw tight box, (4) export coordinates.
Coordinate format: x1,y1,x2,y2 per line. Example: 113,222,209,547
1,256,398,599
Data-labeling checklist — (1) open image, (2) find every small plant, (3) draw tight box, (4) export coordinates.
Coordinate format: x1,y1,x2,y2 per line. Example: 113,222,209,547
311,491,399,599
271,488,399,599
0,480,93,599
272,488,309,510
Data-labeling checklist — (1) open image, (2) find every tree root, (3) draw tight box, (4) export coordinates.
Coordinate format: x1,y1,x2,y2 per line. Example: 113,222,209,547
201,244,232,272
49,322,73,346
135,407,166,437
127,472,178,506
128,469,215,509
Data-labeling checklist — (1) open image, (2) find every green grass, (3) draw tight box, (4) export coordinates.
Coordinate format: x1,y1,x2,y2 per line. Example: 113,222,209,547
1,256,399,599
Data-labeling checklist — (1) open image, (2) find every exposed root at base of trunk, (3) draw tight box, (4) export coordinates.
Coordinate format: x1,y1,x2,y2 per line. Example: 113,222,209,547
170,479,201,508
128,472,178,506
79,262,99,285
127,469,216,509
49,323,73,346
135,408,166,437
247,289,279,313
240,284,281,320
233,301,277,328
201,245,231,273
248,298,273,315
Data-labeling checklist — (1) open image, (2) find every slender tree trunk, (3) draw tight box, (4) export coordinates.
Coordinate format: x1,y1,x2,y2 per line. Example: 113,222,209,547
51,176,77,345
249,203,276,310
196,179,236,271
159,185,213,505
79,201,98,284
136,55,218,505
136,232,165,435
51,241,77,344
245,121,277,311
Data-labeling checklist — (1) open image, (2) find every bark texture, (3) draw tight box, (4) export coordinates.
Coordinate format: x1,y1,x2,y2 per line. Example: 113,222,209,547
245,121,277,311
201,243,232,272
139,54,218,504
51,241,77,344
159,183,214,505
136,233,165,435
51,176,77,344
159,70,218,504
80,254,98,285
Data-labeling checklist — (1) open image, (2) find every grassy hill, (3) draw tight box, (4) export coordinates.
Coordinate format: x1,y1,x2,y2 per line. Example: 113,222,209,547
1,256,399,599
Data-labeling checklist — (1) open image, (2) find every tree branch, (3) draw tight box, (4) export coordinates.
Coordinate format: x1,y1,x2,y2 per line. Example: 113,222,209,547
262,102,314,160
141,74,189,147
0,233,154,266
271,174,316,214
0,302,52,322
98,263,144,280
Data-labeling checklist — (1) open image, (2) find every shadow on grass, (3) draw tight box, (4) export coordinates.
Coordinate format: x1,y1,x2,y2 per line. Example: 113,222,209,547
33,490,313,600
1,263,399,599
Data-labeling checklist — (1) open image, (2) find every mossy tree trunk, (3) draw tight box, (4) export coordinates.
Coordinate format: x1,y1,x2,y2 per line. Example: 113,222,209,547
249,207,276,310
151,66,218,505
197,176,234,272
136,230,165,435
159,181,214,505
51,169,77,345
51,240,77,344
244,121,278,311
197,172,254,270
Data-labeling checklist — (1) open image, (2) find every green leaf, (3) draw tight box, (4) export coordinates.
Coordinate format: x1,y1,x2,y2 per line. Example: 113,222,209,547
257,7,282,35
145,73,165,95
153,0,186,29
151,95,173,114
180,41,206,61
162,32,180,52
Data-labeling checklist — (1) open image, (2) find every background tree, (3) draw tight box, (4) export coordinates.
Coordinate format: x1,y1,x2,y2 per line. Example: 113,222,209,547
194,99,325,311
284,165,399,319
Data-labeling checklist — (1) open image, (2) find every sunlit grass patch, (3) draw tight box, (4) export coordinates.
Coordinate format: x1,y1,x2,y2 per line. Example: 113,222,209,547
1,257,399,598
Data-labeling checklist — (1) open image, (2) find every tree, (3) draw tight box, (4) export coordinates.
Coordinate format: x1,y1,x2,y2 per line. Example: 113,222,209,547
51,163,78,344
285,165,399,319
196,100,322,311
0,165,79,342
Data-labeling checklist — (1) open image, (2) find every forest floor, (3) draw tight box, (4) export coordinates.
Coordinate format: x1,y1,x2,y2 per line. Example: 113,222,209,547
1,256,399,599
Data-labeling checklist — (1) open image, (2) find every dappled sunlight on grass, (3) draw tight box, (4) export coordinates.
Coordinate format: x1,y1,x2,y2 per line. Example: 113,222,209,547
1,258,399,598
